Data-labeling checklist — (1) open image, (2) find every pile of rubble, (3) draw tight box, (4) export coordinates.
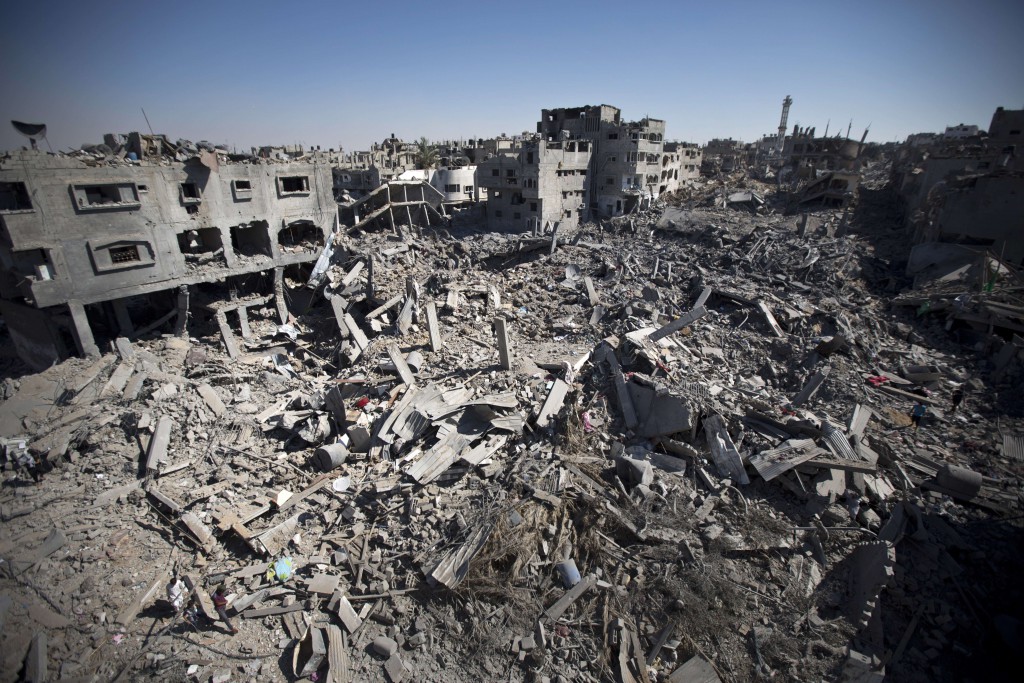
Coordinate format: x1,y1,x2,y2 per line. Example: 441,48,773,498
1,180,1022,683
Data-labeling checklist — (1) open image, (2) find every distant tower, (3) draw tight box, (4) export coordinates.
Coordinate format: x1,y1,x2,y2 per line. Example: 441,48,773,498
775,96,792,155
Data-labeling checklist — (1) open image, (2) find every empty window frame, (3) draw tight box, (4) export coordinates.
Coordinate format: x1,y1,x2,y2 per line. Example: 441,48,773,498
444,184,460,193
0,181,32,211
232,178,253,200
180,182,201,202
491,169,500,176
73,183,140,209
278,176,310,194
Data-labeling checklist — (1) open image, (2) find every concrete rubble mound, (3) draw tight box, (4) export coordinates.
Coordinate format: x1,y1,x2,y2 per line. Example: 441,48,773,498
1,157,1023,683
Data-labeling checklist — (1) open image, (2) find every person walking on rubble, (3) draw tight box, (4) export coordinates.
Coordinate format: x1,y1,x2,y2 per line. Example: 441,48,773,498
910,402,927,430
950,386,966,414
167,574,188,613
211,586,238,634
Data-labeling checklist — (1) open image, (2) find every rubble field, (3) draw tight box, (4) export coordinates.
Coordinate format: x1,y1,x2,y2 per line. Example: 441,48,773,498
2,169,1023,683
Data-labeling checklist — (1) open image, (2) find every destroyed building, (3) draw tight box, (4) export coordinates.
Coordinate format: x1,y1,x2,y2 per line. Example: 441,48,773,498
892,106,1024,269
538,105,687,216
476,138,592,232
0,145,337,370
701,137,748,175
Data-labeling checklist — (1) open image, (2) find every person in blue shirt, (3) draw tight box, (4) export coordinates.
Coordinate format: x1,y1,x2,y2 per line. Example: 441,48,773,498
910,402,927,430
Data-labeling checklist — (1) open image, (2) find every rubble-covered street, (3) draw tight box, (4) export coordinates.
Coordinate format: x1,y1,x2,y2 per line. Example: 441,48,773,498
2,158,1022,683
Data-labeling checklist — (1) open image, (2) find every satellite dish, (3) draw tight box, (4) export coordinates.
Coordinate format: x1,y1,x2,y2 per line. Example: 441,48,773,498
11,121,47,150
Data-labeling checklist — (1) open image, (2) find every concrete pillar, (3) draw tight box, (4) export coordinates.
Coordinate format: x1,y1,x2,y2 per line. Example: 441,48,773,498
237,306,252,339
426,301,442,352
111,298,134,336
215,311,240,359
67,300,99,357
494,317,511,370
273,267,288,325
173,285,190,336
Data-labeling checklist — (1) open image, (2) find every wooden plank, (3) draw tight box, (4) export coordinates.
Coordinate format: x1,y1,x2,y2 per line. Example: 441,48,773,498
277,474,332,512
648,305,707,343
242,602,305,618
875,383,941,405
387,344,416,387
544,574,596,621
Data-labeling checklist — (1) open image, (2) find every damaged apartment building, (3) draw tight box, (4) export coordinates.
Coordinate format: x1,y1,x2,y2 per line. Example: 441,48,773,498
892,106,1024,271
477,105,702,232
0,141,337,370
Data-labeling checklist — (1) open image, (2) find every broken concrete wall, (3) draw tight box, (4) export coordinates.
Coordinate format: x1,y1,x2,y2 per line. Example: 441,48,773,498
0,150,337,310
932,173,1024,265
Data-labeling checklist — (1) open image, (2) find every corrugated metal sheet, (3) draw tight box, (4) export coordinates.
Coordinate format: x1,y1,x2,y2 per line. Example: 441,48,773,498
681,382,710,401
1002,434,1024,462
821,421,860,461
749,438,827,481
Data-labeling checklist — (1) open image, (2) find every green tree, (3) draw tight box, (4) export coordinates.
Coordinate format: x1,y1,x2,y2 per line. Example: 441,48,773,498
415,137,439,170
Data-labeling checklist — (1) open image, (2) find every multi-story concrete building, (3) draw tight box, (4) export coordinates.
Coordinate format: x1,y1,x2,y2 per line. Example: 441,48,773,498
538,105,683,217
0,146,337,369
664,142,702,183
476,139,592,232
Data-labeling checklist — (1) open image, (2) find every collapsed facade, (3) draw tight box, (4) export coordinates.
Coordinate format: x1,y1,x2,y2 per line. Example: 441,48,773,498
0,145,336,369
892,106,1024,269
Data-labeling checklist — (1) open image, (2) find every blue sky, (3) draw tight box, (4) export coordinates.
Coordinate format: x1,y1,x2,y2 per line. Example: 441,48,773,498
1,0,1022,153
